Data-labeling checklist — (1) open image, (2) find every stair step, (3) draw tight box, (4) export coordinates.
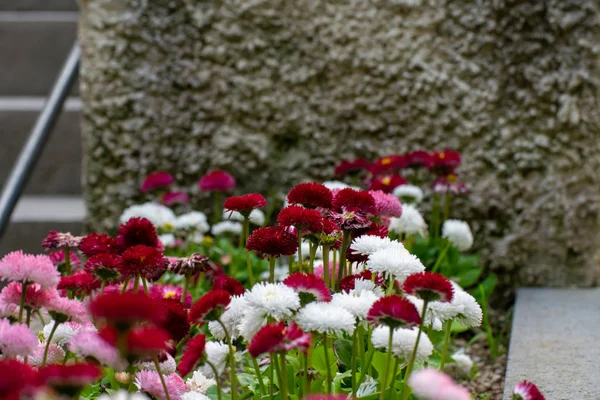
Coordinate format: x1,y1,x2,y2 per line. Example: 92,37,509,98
0,12,77,95
0,196,84,255
0,97,82,194
503,288,600,399
0,0,77,11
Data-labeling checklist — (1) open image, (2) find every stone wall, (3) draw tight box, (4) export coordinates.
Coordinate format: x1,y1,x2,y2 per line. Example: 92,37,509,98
78,0,600,291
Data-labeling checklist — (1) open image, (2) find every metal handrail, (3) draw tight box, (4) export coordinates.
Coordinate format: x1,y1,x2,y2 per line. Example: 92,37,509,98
0,42,80,240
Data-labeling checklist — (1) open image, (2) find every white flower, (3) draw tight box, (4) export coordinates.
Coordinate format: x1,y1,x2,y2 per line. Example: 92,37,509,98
211,221,242,236
322,181,360,191
350,236,393,256
442,220,473,251
159,233,177,248
98,390,149,400
43,321,75,345
445,350,474,378
199,341,229,378
136,353,177,375
371,326,433,362
181,392,211,400
175,211,210,233
406,295,444,331
356,376,378,397
452,288,482,328
296,302,355,335
366,247,425,282
353,278,385,297
208,295,247,340
223,209,265,226
294,241,312,261
392,184,424,203
120,202,177,229
186,371,217,394
259,265,288,282
331,289,379,321
388,205,428,237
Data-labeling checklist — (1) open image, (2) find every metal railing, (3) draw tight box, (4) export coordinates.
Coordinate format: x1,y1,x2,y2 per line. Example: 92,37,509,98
0,42,80,240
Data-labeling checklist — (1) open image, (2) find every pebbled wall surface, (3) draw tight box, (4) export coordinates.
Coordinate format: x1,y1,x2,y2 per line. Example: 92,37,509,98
78,0,600,291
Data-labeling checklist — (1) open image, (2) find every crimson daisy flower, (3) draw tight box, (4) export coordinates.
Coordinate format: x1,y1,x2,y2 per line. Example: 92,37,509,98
431,149,461,174
178,334,206,376
57,271,102,295
277,205,325,234
38,363,102,397
161,191,190,206
367,295,421,328
403,272,454,303
334,158,371,178
78,233,120,258
284,272,331,303
287,182,333,209
246,226,299,259
309,219,342,247
368,174,407,193
513,381,546,400
224,193,267,216
158,298,190,342
140,171,175,192
339,270,385,293
370,155,407,176
120,245,166,280
41,230,82,250
168,253,211,276
117,217,160,249
89,292,167,330
353,223,389,239
406,150,434,169
126,326,172,358
188,290,232,325
332,188,376,215
248,322,311,357
149,284,192,308
432,173,469,195
198,170,236,192
85,253,122,282
212,274,245,296
0,360,40,400
346,248,369,264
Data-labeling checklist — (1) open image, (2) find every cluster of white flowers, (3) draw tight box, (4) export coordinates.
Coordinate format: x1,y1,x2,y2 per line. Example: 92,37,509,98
186,371,217,394
331,285,380,321
322,181,361,191
120,202,177,229
371,326,433,362
366,243,425,282
199,341,230,378
296,302,356,335
442,220,473,251
223,209,265,226
175,211,210,234
211,221,243,236
388,204,428,237
392,184,424,204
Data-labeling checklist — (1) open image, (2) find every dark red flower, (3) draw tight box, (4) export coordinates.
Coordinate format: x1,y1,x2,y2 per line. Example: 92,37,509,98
370,155,407,175
161,191,190,206
158,299,190,342
89,292,167,329
140,172,175,192
78,233,120,258
198,170,236,192
57,271,102,295
346,248,369,264
126,326,172,358
514,381,546,400
328,211,372,231
248,322,311,357
120,245,166,280
339,270,386,293
432,173,469,195
224,193,267,216
0,360,40,400
334,159,371,177
246,226,299,259
354,223,389,239
277,206,325,234
38,363,102,396
368,174,407,193
403,272,454,303
332,188,376,215
178,334,206,376
212,275,245,296
405,150,434,169
149,284,192,308
284,273,331,303
85,253,122,282
42,230,82,250
367,295,421,328
431,149,461,174
117,217,160,250
287,182,333,209
188,290,231,325
168,253,211,276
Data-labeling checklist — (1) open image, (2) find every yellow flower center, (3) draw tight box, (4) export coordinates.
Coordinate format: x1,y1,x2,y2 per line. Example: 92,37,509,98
381,157,392,165
439,152,446,159
382,177,392,185
447,174,457,183
164,291,177,299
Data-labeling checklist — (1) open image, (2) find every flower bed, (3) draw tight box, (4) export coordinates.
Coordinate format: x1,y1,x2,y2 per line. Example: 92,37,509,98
0,150,543,400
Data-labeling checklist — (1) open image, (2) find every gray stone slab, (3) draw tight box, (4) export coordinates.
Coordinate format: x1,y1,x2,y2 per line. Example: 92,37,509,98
0,1,77,11
11,196,85,222
0,220,83,255
0,98,82,194
0,14,77,95
503,288,600,399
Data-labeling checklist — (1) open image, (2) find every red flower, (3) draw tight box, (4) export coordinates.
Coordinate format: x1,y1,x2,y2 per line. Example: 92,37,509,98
188,290,231,325
178,334,206,376
431,149,461,174
168,253,211,275
406,150,434,169
38,363,102,396
0,360,40,400
284,273,331,303
368,174,407,193
287,182,333,209
212,275,245,296
57,271,102,295
346,248,369,264
149,284,192,308
340,271,386,293
332,188,376,214
78,233,120,258
85,253,122,282
277,206,325,234
514,381,546,400
42,230,82,249
126,326,172,358
120,245,166,280
334,159,371,177
248,322,311,357
432,174,469,195
117,217,160,249
198,170,236,192
158,299,190,342
370,155,407,175
403,272,454,303
140,172,175,192
246,226,299,259
367,295,421,328
89,292,167,329
224,193,267,216
161,191,190,206
354,223,389,239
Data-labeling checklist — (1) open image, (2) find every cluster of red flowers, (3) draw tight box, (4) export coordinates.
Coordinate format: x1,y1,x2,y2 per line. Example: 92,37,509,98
140,171,190,206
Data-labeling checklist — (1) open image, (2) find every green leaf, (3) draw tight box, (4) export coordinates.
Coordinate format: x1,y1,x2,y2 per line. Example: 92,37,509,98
471,274,496,305
206,385,232,400
312,345,338,376
456,267,482,288
333,370,353,393
371,351,394,383
333,338,354,368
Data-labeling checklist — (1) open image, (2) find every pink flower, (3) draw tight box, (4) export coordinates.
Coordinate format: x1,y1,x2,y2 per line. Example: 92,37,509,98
283,273,331,303
141,172,175,192
68,331,124,369
0,282,58,311
513,381,545,400
45,296,88,323
198,170,236,192
0,318,38,358
370,190,403,218
49,250,82,272
432,173,469,195
408,368,471,400
27,342,66,366
161,191,190,206
135,370,187,400
0,251,60,289
149,284,193,309
41,230,83,250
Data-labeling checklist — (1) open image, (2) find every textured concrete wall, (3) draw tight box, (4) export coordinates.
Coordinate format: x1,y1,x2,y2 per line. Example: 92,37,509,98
78,0,600,291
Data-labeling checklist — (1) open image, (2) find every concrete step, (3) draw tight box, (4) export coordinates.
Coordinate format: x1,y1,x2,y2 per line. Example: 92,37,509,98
503,288,600,399
0,0,77,11
0,196,85,255
0,97,82,194
0,12,78,95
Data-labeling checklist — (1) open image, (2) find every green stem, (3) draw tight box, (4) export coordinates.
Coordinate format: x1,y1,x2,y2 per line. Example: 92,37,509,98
207,361,222,400
25,308,31,327
379,327,395,400
280,353,288,400
251,356,266,396
181,274,190,303
390,358,400,400
132,275,140,293
336,231,351,290
439,320,452,371
43,321,60,366
322,245,330,289
18,281,28,323
443,192,452,223
332,250,337,288
269,256,276,283
430,194,441,238
154,357,171,400
36,309,46,325
297,231,304,273
64,248,71,276
213,192,222,226
141,277,149,294
387,274,396,295
351,326,358,396
304,348,310,396
100,280,106,295
121,277,130,294
269,356,275,400
217,319,238,400
431,241,451,273
273,353,284,399
308,242,317,274
245,218,255,286
359,331,375,388
323,334,333,394
401,300,429,400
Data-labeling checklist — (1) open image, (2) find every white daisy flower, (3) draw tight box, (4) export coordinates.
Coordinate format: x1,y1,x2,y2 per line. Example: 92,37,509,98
442,220,473,251
120,202,177,229
208,295,247,340
445,350,474,378
350,236,394,256
43,321,75,345
366,247,425,282
296,302,356,335
388,205,428,237
223,209,265,226
405,295,444,331
259,265,289,282
186,370,217,394
181,393,211,400
331,289,379,321
392,184,424,204
135,353,177,375
98,390,149,400
211,221,242,236
159,233,177,248
175,211,210,233
356,376,378,397
371,326,433,362
452,288,482,328
353,278,385,297
199,341,230,378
